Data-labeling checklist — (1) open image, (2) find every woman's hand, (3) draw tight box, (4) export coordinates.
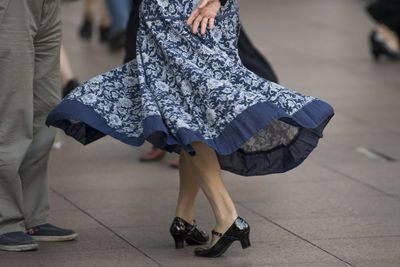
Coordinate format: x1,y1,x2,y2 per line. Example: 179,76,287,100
187,0,221,35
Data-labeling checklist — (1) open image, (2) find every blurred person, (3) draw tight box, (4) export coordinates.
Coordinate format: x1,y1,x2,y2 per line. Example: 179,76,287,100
125,1,279,167
367,0,400,60
60,45,80,98
0,0,77,252
47,0,334,257
106,0,131,51
79,0,111,42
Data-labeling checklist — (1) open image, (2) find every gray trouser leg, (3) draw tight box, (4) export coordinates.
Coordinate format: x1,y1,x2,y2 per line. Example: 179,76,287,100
20,127,57,229
0,0,61,235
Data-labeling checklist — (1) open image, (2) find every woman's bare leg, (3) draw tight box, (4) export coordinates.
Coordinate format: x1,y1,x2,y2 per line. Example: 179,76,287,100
377,24,400,51
175,152,200,224
139,147,165,161
60,45,74,88
100,0,111,28
181,142,238,246
85,0,98,21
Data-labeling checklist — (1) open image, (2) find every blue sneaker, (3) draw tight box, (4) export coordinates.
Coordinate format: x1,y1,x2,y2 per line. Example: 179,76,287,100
26,224,78,242
0,231,38,252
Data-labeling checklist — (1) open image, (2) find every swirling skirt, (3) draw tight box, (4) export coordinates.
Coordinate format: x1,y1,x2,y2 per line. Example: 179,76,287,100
47,0,334,176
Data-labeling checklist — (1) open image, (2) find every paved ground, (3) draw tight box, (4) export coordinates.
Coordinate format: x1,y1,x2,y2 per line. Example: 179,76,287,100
2,0,400,266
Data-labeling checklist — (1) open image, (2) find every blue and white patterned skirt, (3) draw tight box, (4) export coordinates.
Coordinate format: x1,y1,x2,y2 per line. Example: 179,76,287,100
47,0,334,176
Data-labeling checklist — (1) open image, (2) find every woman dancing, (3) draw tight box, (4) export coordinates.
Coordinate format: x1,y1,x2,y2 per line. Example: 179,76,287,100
47,0,334,257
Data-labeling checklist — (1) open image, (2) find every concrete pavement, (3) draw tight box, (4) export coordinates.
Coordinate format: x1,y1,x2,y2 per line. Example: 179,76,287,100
1,0,400,266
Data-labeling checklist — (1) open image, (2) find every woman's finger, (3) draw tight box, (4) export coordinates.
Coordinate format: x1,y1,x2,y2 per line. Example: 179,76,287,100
209,18,215,30
201,17,209,35
192,15,204,34
187,9,199,26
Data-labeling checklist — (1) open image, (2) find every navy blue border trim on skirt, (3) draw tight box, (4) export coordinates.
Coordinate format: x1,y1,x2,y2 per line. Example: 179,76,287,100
46,99,334,176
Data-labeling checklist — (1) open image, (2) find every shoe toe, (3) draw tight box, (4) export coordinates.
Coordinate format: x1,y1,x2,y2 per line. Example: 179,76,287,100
194,246,210,256
0,231,37,251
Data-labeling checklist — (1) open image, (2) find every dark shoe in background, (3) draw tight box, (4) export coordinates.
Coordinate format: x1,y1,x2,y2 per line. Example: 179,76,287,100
109,31,126,52
79,18,93,40
99,26,110,43
62,79,80,98
0,231,38,252
26,224,78,242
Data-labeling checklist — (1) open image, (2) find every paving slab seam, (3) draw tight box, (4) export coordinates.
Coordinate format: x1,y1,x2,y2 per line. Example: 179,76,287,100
312,234,400,241
237,202,355,267
50,188,164,267
3,247,144,256
311,161,400,202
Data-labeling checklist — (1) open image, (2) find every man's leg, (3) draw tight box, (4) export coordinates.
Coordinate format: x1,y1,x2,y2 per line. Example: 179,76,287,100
21,0,61,229
0,0,42,252
0,0,36,236
106,0,131,35
20,126,56,229
106,0,131,50
21,0,77,242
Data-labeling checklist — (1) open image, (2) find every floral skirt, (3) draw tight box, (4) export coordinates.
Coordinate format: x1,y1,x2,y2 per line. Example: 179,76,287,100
46,0,334,176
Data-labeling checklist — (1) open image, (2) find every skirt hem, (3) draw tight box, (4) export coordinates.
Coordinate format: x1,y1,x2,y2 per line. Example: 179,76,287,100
46,99,334,176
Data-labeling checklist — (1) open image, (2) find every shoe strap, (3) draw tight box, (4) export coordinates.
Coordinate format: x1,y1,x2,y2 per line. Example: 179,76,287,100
176,217,198,233
187,221,197,234
211,230,223,237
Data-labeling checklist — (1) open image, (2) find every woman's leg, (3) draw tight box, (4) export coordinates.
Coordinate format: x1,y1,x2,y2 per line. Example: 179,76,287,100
377,23,400,51
100,0,111,28
182,142,238,246
60,45,79,97
60,45,74,88
85,0,98,21
175,152,200,224
139,147,166,161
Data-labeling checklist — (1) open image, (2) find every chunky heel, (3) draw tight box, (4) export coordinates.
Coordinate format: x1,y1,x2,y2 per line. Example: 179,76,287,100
240,234,251,249
169,217,209,249
173,235,185,249
372,47,380,61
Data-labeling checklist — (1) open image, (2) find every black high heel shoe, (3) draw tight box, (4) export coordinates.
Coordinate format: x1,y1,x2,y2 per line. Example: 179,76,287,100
370,30,400,61
99,26,110,43
169,217,209,249
79,18,93,40
194,217,250,258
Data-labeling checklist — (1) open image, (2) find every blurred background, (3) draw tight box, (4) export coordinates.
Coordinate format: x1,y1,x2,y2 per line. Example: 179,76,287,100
3,0,400,266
